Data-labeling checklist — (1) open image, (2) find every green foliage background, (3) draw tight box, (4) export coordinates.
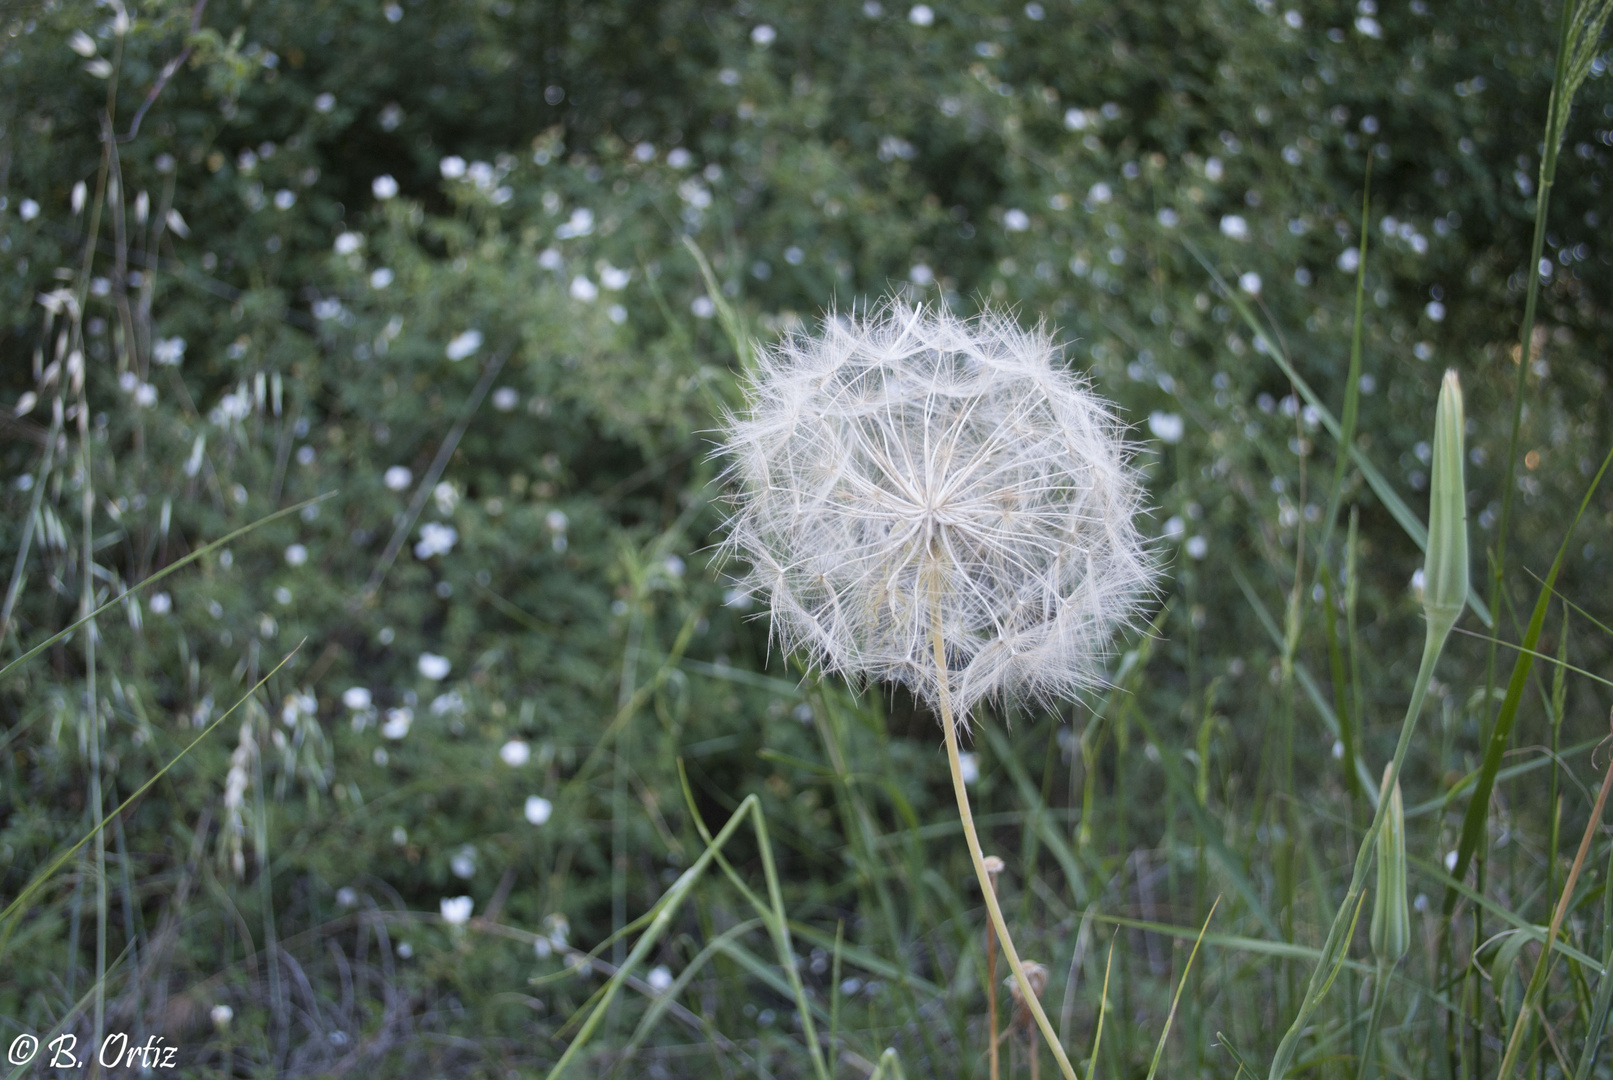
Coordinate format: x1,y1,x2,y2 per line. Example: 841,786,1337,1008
2,0,1611,1075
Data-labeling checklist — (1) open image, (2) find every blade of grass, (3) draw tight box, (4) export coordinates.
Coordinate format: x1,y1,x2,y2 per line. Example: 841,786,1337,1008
1442,443,1613,916
1495,713,1613,1078
1144,897,1220,1080
1571,832,1613,1080
1085,937,1114,1080
683,235,753,374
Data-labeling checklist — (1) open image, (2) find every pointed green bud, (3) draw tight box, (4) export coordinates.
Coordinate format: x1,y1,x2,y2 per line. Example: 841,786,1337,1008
1370,765,1410,964
1422,369,1468,636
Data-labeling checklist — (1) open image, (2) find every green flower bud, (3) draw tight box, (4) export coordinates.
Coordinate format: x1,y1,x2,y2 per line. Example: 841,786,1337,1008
1422,369,1469,636
1370,765,1410,964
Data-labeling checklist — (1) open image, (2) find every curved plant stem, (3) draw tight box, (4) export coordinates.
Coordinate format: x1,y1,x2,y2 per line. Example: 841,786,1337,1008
931,616,1078,1080
1355,959,1395,1080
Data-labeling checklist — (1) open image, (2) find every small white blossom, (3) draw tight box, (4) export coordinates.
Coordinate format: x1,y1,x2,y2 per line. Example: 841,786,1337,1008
418,652,451,680
1220,215,1250,241
342,687,373,710
570,275,599,302
500,740,532,767
152,337,186,365
414,522,458,559
600,265,631,290
381,707,413,739
372,174,399,200
446,329,484,361
1239,271,1262,296
751,23,777,44
1148,411,1185,444
211,1004,233,1028
909,4,934,25
647,965,673,993
524,795,553,825
149,591,173,615
1002,208,1030,232
450,847,477,880
958,751,981,784
440,895,474,925
440,155,467,179
384,466,413,492
492,387,519,411
334,231,363,255
285,543,309,566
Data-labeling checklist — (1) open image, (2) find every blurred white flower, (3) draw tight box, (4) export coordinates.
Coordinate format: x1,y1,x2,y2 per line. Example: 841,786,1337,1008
910,264,934,285
372,174,399,200
1157,207,1180,227
440,895,474,924
751,23,776,44
284,543,309,566
909,4,935,25
492,387,519,411
314,92,336,113
1337,247,1362,273
647,965,673,993
19,199,40,222
418,652,451,680
68,30,97,57
370,267,394,289
1002,208,1030,232
384,466,413,491
1239,271,1262,296
500,740,532,767
667,147,693,169
336,886,359,908
554,207,594,239
414,522,458,558
433,482,460,515
381,707,413,739
1425,301,1446,322
1162,515,1185,540
570,275,599,302
524,795,553,825
538,247,564,270
440,155,467,179
210,1004,233,1029
958,751,980,785
1186,536,1208,559
1148,411,1185,444
152,337,186,365
274,188,297,210
1355,14,1383,37
430,691,465,716
334,231,363,255
14,391,37,417
545,510,569,533
691,295,716,318
1219,214,1250,241
450,847,477,880
149,591,172,615
600,265,631,290
446,329,483,361
342,687,373,710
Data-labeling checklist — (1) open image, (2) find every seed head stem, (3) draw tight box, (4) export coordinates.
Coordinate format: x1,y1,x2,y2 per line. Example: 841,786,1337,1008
933,590,1078,1080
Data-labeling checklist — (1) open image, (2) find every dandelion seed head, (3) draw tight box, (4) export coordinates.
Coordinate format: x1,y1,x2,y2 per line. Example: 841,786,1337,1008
716,301,1156,721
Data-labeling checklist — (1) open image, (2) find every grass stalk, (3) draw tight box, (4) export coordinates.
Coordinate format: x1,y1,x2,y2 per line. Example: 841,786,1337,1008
1267,622,1451,1079
1442,443,1613,912
1495,710,1613,1078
